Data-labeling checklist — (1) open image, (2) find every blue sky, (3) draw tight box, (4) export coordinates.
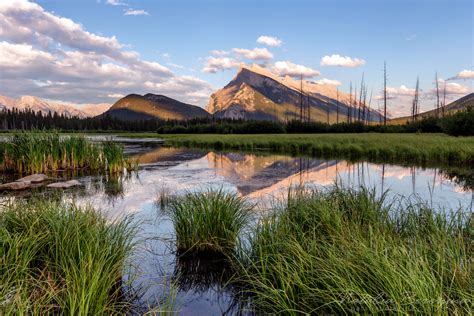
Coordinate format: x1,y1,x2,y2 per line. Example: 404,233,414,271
0,0,472,116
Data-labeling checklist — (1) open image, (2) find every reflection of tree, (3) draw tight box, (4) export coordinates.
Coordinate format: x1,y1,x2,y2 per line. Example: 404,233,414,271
438,167,474,191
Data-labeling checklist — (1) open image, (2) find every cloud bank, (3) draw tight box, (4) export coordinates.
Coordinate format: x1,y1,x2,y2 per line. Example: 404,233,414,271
0,0,212,105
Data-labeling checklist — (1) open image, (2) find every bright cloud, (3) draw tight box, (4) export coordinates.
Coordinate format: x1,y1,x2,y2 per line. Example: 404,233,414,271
257,35,282,47
320,54,366,67
106,0,128,6
232,47,273,61
315,78,342,86
273,61,320,78
124,9,149,16
448,69,474,80
387,85,416,97
202,57,240,73
0,0,212,105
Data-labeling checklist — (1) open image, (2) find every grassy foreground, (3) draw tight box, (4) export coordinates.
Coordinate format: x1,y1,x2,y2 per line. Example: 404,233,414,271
167,187,473,314
0,131,135,175
159,133,474,166
0,199,136,314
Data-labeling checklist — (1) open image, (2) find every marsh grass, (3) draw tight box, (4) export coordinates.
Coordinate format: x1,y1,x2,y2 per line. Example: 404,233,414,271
168,189,253,254
162,133,474,166
1,131,134,174
235,186,473,314
0,198,136,315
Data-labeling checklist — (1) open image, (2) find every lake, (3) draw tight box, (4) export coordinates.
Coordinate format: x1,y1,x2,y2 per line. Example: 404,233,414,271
2,139,472,315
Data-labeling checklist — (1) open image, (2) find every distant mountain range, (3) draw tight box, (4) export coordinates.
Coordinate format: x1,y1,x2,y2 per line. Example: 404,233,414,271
104,65,382,122
4,67,472,123
102,93,210,120
207,64,382,122
0,95,111,118
389,93,474,124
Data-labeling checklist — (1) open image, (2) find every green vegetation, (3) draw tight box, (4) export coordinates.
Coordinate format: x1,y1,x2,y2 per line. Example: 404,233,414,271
168,189,253,254
0,199,136,315
0,131,135,174
161,133,474,166
235,186,473,314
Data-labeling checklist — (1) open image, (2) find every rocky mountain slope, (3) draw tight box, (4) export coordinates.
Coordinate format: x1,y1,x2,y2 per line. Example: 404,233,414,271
0,95,111,118
103,93,210,121
207,64,382,123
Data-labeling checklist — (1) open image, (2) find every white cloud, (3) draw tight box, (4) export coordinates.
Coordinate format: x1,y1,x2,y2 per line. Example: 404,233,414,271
106,0,128,6
124,8,149,16
210,50,229,56
429,81,470,96
257,35,282,47
315,78,342,86
320,54,366,67
0,0,212,105
202,57,240,73
107,93,125,98
387,85,416,97
448,69,474,80
232,47,273,61
272,61,320,78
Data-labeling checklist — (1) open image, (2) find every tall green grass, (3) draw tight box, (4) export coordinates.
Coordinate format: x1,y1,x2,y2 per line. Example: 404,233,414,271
168,189,253,254
0,199,136,315
1,131,134,174
236,186,473,314
162,133,474,166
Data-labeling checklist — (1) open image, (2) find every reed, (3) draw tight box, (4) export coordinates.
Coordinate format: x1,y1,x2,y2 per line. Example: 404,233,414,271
168,189,253,254
0,199,136,315
236,186,473,314
1,131,133,174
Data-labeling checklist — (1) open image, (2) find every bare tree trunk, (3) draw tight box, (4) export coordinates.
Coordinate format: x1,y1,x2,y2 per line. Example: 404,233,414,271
383,61,387,126
442,80,447,117
348,82,352,123
300,73,303,121
336,88,339,124
435,72,440,118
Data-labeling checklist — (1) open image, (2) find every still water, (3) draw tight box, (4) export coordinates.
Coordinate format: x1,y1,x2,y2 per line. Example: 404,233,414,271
60,142,471,315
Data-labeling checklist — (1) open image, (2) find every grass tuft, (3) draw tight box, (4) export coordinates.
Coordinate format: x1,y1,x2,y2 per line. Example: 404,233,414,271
0,198,136,315
168,189,253,255
0,131,134,175
235,185,473,314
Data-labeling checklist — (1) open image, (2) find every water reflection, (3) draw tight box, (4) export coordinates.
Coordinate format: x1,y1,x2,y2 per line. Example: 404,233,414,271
66,145,474,314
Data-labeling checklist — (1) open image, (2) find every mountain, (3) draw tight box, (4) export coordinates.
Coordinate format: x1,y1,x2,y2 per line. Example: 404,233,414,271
207,64,382,123
0,95,111,118
389,93,474,124
103,93,210,120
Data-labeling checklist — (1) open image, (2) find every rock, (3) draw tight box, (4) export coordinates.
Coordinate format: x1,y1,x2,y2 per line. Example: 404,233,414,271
17,174,48,183
47,180,81,189
0,181,32,190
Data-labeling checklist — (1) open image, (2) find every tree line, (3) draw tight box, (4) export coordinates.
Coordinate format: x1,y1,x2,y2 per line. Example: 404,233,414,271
0,107,472,136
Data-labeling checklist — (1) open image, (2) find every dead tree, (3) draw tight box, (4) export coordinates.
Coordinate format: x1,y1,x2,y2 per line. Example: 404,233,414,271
411,76,420,122
383,61,387,125
300,73,303,121
348,82,352,123
336,88,339,124
435,72,440,118
442,80,447,117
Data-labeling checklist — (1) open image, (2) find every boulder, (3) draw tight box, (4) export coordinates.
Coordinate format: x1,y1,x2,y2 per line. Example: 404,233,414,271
0,181,32,190
47,180,81,189
17,174,48,183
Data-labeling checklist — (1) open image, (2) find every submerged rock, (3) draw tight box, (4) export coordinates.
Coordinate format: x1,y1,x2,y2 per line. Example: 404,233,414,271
17,174,49,183
47,180,81,189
